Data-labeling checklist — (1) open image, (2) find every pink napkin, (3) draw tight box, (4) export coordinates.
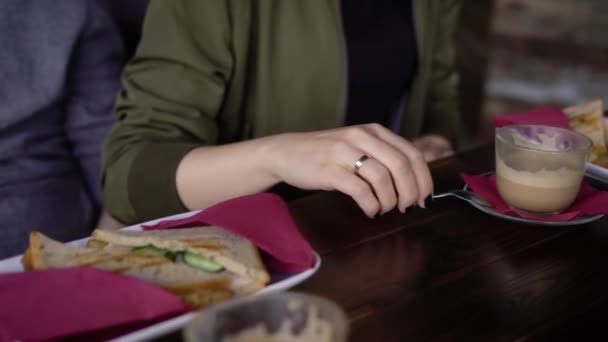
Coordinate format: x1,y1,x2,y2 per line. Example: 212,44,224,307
0,267,190,342
143,193,315,273
494,105,571,129
460,172,608,221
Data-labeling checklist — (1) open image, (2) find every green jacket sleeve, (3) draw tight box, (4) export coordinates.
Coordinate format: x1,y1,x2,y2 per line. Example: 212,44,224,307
102,0,232,224
422,0,462,143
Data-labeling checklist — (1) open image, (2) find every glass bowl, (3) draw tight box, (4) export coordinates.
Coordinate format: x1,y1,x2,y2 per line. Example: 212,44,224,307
495,124,592,215
183,291,349,342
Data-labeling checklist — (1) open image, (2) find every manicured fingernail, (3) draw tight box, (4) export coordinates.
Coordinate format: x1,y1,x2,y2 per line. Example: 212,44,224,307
424,195,433,208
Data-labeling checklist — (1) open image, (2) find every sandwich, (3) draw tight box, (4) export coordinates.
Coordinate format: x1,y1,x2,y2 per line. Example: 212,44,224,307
22,226,271,308
91,226,270,285
564,98,608,167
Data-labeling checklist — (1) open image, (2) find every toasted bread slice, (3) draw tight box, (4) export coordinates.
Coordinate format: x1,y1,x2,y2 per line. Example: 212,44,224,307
27,232,162,273
564,99,607,164
86,238,109,249
92,227,270,285
178,288,233,308
22,248,33,270
594,153,608,168
86,234,264,294
27,231,125,270
25,232,238,307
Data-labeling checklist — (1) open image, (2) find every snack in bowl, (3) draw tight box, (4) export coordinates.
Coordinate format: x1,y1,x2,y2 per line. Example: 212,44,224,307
183,291,349,342
22,226,270,308
564,98,608,167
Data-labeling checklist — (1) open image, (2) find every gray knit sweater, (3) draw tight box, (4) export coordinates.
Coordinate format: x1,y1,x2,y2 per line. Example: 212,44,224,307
0,0,124,258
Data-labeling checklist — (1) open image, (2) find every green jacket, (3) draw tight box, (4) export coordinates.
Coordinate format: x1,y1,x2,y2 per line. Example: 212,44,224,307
103,0,462,224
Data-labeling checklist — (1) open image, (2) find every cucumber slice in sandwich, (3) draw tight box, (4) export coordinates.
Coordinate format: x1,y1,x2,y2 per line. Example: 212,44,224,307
132,245,177,261
164,250,178,262
183,251,224,273
131,246,222,271
132,245,165,256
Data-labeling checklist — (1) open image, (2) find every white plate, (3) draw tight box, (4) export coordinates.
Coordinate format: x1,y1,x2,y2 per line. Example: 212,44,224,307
0,210,321,342
584,117,608,183
586,163,608,183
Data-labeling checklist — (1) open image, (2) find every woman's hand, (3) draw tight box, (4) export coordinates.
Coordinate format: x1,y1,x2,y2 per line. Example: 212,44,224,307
266,123,433,217
412,134,453,162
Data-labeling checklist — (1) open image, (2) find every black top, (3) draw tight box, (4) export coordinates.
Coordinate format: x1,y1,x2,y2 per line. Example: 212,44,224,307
341,0,418,128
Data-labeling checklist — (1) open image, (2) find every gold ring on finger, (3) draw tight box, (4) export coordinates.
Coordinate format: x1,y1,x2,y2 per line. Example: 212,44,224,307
354,155,370,174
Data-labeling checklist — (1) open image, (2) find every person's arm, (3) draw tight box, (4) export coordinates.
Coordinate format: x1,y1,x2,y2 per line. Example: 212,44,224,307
421,0,462,144
176,124,434,219
103,1,291,224
64,0,124,210
102,0,239,224
103,1,434,225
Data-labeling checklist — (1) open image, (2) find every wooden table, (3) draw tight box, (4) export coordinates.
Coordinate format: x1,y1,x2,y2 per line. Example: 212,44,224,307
162,144,608,341
291,143,608,341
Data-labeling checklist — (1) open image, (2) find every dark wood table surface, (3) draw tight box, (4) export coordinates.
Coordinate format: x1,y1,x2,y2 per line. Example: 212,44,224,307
161,143,608,341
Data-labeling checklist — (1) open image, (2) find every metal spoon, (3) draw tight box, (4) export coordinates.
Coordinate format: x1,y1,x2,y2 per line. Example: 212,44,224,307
433,189,493,208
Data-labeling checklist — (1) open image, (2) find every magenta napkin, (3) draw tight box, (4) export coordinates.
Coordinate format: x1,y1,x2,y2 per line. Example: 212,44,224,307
494,105,571,129
460,173,608,221
0,267,190,342
143,193,315,273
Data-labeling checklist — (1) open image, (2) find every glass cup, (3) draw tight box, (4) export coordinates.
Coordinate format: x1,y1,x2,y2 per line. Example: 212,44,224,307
183,291,349,342
495,124,592,215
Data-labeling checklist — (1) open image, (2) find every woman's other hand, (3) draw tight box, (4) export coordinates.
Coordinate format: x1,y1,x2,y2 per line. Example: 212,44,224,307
412,134,453,162
268,123,433,218
95,210,124,230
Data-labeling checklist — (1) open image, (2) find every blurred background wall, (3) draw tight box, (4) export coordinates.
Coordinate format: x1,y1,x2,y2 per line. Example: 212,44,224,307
457,0,608,143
